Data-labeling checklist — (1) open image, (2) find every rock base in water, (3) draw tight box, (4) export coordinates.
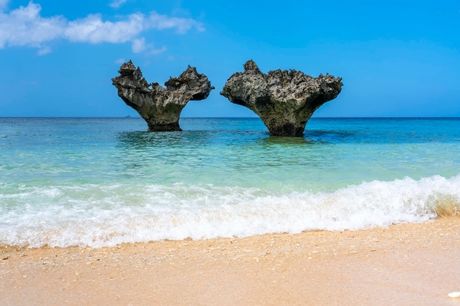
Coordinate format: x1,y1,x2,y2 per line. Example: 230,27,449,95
221,60,343,136
112,61,213,132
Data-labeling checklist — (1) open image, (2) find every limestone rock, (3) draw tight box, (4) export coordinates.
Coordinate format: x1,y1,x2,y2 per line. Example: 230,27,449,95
221,60,342,136
113,61,213,131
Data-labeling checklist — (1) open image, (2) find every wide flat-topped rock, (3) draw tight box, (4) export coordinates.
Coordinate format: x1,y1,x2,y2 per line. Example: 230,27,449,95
112,61,213,131
221,60,343,136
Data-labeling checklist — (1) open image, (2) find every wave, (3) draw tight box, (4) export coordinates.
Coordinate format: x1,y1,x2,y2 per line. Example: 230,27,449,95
0,174,459,248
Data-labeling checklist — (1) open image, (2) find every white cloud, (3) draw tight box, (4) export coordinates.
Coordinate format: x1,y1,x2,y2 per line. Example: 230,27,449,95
131,37,146,53
64,14,144,44
131,37,166,55
110,0,127,9
0,1,204,54
0,2,65,49
147,11,205,34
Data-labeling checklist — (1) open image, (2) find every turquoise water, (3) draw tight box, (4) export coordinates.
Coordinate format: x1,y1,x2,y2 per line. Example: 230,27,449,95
1,118,460,247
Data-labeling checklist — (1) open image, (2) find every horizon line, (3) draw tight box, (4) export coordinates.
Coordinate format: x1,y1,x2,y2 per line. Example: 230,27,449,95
1,116,460,119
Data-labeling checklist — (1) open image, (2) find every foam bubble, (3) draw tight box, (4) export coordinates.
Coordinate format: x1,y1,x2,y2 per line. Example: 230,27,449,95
0,174,459,248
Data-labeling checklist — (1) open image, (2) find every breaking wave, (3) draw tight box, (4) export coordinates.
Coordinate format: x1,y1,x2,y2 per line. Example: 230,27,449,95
1,174,459,248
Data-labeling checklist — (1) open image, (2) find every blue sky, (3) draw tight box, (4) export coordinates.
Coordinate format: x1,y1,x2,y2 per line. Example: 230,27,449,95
0,0,459,117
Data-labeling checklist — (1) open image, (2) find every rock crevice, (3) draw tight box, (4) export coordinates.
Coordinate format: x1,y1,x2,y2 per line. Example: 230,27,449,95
221,60,343,136
112,61,213,131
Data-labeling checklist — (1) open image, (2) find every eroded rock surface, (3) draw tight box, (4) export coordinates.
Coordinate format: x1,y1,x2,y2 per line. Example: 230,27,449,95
221,60,343,136
113,61,213,131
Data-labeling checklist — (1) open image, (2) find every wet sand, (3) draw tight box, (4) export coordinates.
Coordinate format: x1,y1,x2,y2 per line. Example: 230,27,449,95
1,218,460,306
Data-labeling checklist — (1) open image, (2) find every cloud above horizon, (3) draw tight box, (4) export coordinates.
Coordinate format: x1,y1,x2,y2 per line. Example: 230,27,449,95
109,0,127,9
0,1,204,55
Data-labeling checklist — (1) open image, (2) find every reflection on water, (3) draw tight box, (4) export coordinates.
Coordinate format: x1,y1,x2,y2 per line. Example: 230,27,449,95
117,129,347,149
1,118,460,190
117,130,212,149
261,136,313,145
305,129,356,143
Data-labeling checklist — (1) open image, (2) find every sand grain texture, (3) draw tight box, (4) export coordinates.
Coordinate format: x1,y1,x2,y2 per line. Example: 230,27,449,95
1,218,460,306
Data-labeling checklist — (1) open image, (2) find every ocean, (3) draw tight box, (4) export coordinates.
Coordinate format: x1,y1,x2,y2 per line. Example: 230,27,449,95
1,117,459,247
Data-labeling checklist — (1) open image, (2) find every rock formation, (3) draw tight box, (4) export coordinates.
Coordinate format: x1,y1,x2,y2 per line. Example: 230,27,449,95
112,61,213,131
221,60,343,136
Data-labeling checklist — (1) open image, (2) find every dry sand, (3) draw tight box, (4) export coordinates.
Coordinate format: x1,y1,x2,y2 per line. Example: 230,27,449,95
1,218,460,306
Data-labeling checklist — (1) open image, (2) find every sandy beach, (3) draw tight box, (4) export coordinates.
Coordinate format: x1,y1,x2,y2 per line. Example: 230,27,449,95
2,0,460,305
1,218,459,306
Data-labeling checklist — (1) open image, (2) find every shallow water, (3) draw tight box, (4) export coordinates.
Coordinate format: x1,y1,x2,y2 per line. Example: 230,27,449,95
1,118,460,247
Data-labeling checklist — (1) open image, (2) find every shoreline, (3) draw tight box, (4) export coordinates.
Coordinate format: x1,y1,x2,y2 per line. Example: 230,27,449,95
1,218,460,305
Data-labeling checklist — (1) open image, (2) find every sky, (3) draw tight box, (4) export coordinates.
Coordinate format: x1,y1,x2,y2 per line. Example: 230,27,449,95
0,0,459,117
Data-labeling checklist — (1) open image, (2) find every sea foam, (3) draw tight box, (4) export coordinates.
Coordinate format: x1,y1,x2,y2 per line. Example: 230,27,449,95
0,174,459,248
